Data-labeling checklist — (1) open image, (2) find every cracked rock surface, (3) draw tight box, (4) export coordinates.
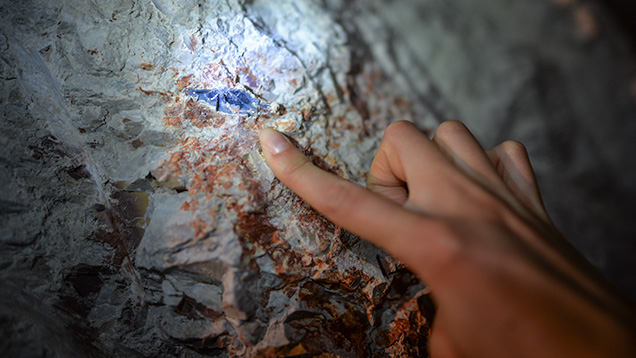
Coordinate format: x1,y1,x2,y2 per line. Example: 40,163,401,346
1,0,636,356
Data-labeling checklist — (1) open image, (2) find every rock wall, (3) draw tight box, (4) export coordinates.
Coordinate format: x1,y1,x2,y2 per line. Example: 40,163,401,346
1,0,635,357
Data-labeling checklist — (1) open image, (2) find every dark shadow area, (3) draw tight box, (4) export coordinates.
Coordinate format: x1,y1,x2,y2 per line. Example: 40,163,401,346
601,0,636,49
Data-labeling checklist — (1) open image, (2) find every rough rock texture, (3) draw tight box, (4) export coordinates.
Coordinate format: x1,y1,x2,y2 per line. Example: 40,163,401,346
1,0,636,357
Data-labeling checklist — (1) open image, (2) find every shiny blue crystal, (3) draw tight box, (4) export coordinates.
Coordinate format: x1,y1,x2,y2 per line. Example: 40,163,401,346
184,88,257,114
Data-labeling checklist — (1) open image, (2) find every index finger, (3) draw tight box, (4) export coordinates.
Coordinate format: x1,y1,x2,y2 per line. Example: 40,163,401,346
258,128,431,259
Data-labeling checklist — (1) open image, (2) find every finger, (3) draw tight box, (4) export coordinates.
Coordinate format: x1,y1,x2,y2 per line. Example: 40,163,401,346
486,141,549,221
259,128,432,259
365,148,408,205
365,123,409,204
366,121,453,205
432,121,505,189
428,319,459,358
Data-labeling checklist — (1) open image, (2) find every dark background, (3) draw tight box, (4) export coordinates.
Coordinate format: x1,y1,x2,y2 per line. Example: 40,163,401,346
602,0,636,49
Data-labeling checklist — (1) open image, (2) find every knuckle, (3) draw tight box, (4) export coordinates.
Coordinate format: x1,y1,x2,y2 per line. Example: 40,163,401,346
383,120,417,143
380,121,418,154
500,140,527,156
394,219,472,280
435,120,467,138
429,221,471,270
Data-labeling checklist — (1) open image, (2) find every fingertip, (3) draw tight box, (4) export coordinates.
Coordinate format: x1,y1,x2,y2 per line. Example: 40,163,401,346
259,127,312,187
259,127,291,155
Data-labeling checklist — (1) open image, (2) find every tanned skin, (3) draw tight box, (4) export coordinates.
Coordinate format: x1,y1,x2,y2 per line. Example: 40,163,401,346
259,120,636,358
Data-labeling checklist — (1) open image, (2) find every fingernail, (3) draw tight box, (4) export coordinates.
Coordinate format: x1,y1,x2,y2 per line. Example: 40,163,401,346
260,128,290,154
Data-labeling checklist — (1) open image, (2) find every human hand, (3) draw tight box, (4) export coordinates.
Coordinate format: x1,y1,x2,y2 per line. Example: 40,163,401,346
259,120,636,357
